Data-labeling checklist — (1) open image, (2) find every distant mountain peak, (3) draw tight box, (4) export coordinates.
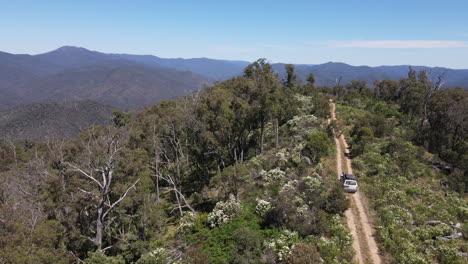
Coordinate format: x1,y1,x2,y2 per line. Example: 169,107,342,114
323,61,347,66
35,46,111,69
48,46,93,54
57,45,87,51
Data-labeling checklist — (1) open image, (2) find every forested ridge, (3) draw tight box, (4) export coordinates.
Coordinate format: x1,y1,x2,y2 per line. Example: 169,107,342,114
335,69,467,263
0,100,117,140
0,60,466,263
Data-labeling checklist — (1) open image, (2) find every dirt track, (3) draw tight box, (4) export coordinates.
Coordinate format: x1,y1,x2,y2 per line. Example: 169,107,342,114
330,101,382,264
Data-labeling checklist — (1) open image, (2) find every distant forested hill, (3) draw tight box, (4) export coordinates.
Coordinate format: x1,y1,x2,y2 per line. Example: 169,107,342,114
0,100,116,139
272,62,468,88
0,47,212,109
16,61,209,109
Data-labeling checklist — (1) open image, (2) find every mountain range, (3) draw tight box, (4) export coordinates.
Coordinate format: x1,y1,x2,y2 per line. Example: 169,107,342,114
0,47,213,110
1,46,467,140
1,46,468,111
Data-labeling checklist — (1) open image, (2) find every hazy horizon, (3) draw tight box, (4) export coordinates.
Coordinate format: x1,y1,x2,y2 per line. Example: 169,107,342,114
1,0,468,69
3,45,468,70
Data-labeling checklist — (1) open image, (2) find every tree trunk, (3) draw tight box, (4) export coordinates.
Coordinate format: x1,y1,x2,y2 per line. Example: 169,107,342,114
155,175,160,203
174,185,183,216
275,118,279,148
233,148,238,198
155,151,160,202
451,125,460,151
172,158,184,216
95,207,103,250
8,139,17,167
260,121,264,154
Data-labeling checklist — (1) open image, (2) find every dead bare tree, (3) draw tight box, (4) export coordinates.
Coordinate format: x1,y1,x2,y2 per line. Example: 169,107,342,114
335,76,343,87
5,135,18,167
333,76,344,97
150,119,163,203
0,153,50,237
418,69,447,138
63,127,139,251
148,115,195,217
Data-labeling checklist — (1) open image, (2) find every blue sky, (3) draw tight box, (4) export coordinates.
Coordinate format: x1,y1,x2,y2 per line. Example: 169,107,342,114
1,0,468,68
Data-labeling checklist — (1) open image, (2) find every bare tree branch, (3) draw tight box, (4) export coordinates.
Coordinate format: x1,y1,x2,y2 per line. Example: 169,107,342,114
17,184,32,197
64,162,104,189
102,178,140,219
78,187,95,196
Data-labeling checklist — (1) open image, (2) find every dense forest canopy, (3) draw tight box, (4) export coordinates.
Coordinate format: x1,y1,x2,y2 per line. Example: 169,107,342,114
0,60,466,263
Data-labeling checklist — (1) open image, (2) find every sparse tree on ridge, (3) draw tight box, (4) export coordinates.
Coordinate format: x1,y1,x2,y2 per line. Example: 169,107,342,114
284,64,298,89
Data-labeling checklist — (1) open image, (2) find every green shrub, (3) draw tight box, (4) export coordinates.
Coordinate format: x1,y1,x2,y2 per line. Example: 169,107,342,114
192,208,262,264
135,249,166,264
302,132,332,165
232,227,262,263
285,243,322,264
183,245,210,264
85,251,125,264
323,183,350,215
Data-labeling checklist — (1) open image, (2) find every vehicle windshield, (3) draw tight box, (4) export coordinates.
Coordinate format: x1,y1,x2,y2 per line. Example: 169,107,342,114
345,180,357,185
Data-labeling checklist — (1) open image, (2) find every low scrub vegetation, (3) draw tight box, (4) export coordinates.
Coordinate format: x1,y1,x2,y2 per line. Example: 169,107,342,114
337,72,467,263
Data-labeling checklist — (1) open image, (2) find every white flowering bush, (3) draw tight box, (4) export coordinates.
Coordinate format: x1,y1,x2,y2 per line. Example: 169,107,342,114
315,215,353,264
265,230,299,261
413,224,453,241
149,248,166,257
301,175,325,201
286,115,318,129
286,114,321,137
256,198,272,217
178,211,197,233
281,179,298,193
315,163,324,174
275,148,289,166
291,142,305,164
208,194,242,227
328,215,353,244
285,115,303,128
136,247,168,264
379,205,413,225
293,196,305,207
260,168,285,185
296,204,309,215
249,155,263,168
304,176,322,190
294,94,314,114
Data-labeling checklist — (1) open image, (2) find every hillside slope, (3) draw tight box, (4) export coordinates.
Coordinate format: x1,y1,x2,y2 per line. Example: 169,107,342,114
0,47,211,109
19,61,209,108
112,53,250,80
0,100,116,139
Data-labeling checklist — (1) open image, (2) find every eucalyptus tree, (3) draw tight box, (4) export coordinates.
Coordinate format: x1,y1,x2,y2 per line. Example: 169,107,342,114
243,59,282,154
428,88,467,160
373,79,399,102
284,64,298,89
62,126,139,251
417,69,446,132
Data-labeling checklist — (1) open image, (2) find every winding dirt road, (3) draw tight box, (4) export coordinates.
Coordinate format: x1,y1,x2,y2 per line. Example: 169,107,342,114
329,101,382,264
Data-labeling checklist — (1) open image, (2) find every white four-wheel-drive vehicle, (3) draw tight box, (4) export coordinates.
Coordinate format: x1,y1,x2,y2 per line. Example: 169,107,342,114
340,173,358,193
